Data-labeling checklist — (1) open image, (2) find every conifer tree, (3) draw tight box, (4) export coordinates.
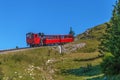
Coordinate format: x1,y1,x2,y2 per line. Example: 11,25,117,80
100,0,120,75
69,27,75,36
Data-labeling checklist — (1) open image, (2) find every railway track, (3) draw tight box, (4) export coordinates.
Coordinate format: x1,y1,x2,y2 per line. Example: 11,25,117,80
0,47,37,54
0,45,59,54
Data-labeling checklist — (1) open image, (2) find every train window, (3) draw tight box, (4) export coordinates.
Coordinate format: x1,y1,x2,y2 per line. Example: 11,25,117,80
26,33,34,38
64,36,68,38
43,36,46,39
48,36,52,39
35,34,38,37
26,34,31,38
61,35,64,39
26,34,29,38
45,36,48,39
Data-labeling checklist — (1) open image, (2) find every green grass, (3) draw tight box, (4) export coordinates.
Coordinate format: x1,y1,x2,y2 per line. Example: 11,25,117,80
0,47,60,80
0,47,104,80
53,52,103,80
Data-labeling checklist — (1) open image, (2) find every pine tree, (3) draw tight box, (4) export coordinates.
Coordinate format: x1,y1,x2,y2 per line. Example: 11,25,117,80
100,0,120,75
69,27,75,36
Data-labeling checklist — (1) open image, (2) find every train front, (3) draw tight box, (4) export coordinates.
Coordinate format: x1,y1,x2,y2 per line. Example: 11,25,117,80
26,32,41,47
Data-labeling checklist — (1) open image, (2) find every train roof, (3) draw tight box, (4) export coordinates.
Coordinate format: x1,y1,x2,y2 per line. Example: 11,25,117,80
26,32,73,36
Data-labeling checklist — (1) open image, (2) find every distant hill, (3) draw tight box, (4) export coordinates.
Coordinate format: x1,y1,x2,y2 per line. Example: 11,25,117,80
76,23,107,40
74,23,108,53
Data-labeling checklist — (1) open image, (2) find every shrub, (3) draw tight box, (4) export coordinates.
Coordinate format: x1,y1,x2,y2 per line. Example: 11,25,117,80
100,52,120,75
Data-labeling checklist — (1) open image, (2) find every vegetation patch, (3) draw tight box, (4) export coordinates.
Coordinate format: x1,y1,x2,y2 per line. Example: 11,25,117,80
61,65,101,76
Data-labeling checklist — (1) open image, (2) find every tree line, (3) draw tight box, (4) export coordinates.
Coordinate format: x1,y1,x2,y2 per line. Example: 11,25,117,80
99,0,120,75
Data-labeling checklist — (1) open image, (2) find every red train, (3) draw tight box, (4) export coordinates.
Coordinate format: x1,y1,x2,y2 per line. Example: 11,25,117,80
26,32,74,47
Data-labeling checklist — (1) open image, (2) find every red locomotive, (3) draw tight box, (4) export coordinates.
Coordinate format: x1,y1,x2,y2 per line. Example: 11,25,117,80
26,32,74,47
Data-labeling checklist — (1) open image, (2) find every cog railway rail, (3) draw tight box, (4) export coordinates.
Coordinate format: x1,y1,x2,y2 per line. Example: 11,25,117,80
0,47,38,54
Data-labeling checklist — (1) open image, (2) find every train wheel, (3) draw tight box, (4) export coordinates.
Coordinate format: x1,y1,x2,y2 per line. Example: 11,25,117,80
30,45,35,47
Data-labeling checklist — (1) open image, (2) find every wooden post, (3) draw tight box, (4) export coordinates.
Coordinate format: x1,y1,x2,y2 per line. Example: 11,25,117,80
58,45,62,54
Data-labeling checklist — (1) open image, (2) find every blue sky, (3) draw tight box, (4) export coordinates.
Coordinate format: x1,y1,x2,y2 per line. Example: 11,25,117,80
0,0,116,50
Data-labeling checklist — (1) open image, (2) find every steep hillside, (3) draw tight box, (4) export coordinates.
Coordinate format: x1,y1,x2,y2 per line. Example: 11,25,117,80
74,23,107,53
77,23,107,40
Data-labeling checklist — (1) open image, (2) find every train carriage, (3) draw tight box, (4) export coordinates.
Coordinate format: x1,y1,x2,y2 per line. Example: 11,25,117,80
26,32,74,47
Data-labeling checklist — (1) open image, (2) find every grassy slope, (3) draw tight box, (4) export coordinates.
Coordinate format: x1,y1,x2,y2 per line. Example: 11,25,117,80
77,23,107,40
75,23,107,53
0,47,104,80
54,52,103,80
0,47,60,80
